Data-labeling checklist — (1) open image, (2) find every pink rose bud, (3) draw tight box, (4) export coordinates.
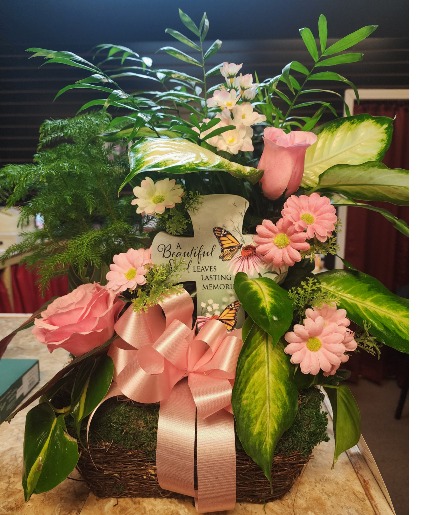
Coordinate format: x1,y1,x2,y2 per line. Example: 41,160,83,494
258,128,317,200
32,283,124,356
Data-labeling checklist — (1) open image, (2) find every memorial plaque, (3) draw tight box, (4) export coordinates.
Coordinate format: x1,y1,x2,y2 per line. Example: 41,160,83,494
151,194,284,328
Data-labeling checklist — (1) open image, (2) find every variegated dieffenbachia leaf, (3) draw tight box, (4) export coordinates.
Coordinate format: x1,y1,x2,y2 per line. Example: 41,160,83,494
232,319,298,481
324,385,361,464
315,162,408,205
317,270,408,353
123,137,262,191
302,114,393,188
234,272,293,345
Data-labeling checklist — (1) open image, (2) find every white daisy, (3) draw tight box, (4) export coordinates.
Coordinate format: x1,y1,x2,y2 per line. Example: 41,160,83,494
131,177,184,215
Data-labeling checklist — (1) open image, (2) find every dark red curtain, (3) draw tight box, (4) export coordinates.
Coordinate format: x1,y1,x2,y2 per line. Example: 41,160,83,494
344,100,409,294
0,265,68,313
344,99,409,383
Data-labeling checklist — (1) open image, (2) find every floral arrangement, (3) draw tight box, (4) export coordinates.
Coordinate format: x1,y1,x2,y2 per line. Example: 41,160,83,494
0,9,409,513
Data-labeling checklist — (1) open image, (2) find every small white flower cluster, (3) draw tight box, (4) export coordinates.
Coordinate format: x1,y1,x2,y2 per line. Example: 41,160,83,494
202,62,266,155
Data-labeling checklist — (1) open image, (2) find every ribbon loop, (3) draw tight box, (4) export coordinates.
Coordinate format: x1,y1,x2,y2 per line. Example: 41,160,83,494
106,290,242,512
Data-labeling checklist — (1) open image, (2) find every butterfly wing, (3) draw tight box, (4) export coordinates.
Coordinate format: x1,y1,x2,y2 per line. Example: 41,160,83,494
218,300,241,331
213,227,242,261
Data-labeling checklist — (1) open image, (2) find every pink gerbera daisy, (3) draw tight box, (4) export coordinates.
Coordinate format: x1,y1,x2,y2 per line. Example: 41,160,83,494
106,248,152,293
282,192,337,242
253,218,310,267
305,303,358,376
284,316,345,375
305,303,350,328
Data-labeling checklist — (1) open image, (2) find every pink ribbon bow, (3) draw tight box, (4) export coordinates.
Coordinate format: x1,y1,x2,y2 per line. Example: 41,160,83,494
107,291,243,513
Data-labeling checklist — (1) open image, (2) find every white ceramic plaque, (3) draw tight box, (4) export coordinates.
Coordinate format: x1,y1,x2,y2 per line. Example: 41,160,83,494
151,194,284,328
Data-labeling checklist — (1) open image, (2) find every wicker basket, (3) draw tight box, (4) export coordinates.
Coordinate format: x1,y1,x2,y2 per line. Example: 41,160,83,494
76,388,328,503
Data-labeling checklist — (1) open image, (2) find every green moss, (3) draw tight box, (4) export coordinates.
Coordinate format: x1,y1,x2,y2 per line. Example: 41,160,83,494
87,387,328,459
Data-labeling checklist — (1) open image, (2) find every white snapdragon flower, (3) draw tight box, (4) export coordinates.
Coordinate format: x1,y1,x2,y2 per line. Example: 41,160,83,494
240,86,258,101
220,62,243,78
207,88,239,110
235,74,259,100
235,73,254,90
232,103,266,127
132,177,184,215
215,125,254,154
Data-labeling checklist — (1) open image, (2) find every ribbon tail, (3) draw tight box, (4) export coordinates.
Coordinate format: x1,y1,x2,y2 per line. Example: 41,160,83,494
196,410,236,513
156,380,196,498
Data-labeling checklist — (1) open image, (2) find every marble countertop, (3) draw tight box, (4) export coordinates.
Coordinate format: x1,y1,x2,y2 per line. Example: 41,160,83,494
0,315,395,515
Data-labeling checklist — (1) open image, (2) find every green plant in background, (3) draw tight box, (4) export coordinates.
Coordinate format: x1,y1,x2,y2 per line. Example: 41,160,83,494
0,112,149,289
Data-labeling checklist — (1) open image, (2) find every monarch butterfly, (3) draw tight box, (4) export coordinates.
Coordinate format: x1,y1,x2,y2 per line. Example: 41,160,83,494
213,227,242,261
213,300,241,331
196,300,241,332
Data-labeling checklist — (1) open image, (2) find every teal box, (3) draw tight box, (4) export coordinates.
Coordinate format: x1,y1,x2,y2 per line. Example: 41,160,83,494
0,359,40,423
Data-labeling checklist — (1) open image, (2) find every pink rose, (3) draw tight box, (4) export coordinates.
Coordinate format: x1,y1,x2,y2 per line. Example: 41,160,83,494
258,128,317,200
32,283,124,356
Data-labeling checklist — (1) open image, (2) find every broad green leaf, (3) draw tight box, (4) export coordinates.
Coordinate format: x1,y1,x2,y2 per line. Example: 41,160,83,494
318,15,328,53
124,138,262,190
159,46,202,67
317,270,408,353
165,29,201,51
71,355,114,435
324,385,361,464
204,39,222,60
302,115,393,188
331,194,409,236
316,52,363,67
299,27,319,62
178,9,200,36
232,320,298,481
323,25,378,55
315,162,409,205
23,403,79,500
234,273,293,345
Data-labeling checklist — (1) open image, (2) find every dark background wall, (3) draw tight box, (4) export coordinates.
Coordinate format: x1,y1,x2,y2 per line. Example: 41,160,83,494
0,0,408,166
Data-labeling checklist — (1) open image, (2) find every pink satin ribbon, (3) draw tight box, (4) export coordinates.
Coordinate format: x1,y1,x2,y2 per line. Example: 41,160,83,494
107,291,242,513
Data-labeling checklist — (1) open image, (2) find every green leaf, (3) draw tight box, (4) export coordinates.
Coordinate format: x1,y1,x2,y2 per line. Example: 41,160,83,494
124,137,262,191
318,15,328,53
71,355,114,435
315,162,409,205
302,115,394,188
323,25,378,56
317,270,409,353
178,9,200,36
308,71,358,99
205,63,224,77
204,39,222,60
232,320,298,481
324,385,361,464
165,29,201,51
299,27,319,62
159,46,202,67
22,403,79,500
330,194,409,236
234,273,293,345
316,52,364,67
200,13,209,41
